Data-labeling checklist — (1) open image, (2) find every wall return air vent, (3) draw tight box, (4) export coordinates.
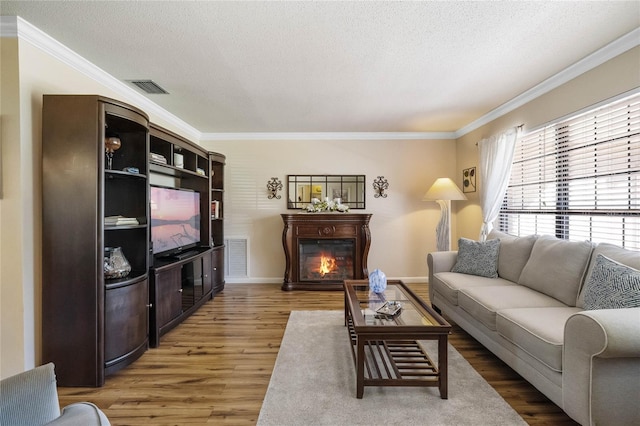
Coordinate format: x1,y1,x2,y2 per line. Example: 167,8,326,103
127,80,169,94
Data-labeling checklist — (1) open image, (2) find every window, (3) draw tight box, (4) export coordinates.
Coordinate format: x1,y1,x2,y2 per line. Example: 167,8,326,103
498,92,640,250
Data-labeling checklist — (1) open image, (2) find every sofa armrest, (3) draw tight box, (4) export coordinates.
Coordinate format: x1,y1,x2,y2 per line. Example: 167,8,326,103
427,251,457,304
46,402,111,426
563,308,640,426
427,251,458,275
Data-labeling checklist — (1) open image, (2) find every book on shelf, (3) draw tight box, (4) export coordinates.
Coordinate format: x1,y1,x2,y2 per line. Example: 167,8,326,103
150,152,167,164
211,200,220,219
105,215,139,226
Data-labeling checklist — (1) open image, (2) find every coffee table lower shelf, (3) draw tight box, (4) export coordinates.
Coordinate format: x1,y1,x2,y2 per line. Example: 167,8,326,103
346,317,444,397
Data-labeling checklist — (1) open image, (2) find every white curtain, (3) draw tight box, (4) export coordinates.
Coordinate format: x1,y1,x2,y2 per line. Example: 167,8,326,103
478,127,520,241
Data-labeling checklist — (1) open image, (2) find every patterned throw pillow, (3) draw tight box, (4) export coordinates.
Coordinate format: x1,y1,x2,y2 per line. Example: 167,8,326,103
583,254,640,310
451,238,501,278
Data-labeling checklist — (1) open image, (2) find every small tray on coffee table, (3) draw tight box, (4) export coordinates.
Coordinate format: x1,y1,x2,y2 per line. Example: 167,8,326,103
376,301,402,316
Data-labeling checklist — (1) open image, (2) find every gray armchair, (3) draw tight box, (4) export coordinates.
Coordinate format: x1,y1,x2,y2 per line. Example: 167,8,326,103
0,363,110,426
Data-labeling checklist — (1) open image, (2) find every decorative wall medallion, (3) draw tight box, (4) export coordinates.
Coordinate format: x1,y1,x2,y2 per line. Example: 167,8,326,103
372,176,389,198
267,177,283,199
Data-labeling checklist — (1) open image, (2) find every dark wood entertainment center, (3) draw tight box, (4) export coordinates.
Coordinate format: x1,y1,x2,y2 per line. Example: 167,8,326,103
42,95,226,386
147,124,226,347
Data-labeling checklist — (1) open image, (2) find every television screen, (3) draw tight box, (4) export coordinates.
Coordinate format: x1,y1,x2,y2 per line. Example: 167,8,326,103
150,186,200,256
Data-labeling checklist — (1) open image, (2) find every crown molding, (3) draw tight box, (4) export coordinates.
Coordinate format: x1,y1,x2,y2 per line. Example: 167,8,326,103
5,16,201,141
455,27,640,138
5,16,638,142
199,131,456,141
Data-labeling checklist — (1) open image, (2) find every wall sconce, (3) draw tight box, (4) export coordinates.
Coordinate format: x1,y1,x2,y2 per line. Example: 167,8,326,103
372,176,389,198
267,177,283,199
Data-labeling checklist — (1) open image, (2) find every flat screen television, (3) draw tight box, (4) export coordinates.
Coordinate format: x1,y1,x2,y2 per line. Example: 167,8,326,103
150,185,200,257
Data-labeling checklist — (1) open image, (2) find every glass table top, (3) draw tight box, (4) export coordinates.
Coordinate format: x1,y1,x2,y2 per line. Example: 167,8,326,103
345,281,447,328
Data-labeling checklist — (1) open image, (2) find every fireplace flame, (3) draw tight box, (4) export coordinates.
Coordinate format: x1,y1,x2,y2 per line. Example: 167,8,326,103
318,255,337,277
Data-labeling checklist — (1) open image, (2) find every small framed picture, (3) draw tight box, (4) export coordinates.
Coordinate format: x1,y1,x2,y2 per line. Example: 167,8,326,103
463,167,476,193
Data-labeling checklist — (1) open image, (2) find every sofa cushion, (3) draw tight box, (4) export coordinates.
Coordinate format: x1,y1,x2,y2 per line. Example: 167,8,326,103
458,285,567,331
578,242,640,308
496,307,582,372
451,237,500,278
432,272,516,306
518,235,593,306
582,254,640,310
488,230,538,282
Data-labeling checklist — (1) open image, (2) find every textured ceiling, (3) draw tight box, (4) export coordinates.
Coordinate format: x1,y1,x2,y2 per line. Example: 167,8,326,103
2,1,639,135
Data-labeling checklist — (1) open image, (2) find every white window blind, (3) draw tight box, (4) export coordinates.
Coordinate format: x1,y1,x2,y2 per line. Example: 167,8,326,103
498,92,640,250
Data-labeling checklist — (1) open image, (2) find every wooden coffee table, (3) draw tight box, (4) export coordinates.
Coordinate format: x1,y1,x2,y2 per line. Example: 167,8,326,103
343,279,451,399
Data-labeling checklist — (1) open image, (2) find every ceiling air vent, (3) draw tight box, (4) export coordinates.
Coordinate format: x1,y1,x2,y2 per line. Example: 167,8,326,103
127,80,169,94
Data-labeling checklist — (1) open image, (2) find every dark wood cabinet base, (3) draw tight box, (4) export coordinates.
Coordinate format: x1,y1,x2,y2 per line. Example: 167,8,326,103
150,248,214,347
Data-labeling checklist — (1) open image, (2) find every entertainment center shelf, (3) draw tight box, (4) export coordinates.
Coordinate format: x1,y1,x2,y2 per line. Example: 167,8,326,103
210,152,225,249
42,95,151,386
148,124,226,346
150,126,209,177
42,95,227,386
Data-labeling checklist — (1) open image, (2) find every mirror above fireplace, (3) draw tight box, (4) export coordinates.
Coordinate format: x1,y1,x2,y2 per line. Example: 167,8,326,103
287,175,366,210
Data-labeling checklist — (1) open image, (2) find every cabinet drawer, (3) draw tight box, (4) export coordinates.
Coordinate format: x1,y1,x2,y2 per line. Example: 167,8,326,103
295,224,357,238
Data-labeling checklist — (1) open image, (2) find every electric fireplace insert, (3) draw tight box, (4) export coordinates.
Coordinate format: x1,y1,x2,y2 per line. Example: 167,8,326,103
299,239,355,282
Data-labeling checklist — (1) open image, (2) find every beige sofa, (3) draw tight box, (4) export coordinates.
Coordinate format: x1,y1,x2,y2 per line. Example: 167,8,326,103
427,231,640,426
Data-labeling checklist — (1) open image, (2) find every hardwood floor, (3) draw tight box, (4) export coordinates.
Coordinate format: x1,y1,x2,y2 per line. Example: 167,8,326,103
57,283,578,425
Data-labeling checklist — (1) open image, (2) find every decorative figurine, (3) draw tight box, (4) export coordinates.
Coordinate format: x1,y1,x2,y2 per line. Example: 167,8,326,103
369,268,387,293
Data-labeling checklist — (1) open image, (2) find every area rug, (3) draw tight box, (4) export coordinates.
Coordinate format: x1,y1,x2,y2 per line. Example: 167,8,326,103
257,311,527,426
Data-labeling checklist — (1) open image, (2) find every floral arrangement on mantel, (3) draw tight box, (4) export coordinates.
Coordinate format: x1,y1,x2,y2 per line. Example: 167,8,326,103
305,197,350,213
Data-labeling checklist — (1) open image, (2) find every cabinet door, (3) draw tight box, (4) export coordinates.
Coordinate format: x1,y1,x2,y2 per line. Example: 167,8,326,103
181,259,202,310
203,251,213,295
155,268,182,328
104,279,148,366
212,247,225,294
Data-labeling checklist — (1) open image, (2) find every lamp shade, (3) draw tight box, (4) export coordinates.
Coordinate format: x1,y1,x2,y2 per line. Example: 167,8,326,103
423,177,467,201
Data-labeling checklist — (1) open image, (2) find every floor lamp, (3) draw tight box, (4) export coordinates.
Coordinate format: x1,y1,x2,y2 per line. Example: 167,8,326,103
423,177,467,251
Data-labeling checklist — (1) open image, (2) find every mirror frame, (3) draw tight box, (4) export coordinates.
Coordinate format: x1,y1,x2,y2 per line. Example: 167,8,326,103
286,175,366,210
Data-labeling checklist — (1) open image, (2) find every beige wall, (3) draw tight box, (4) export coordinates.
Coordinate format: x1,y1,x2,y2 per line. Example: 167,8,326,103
199,138,455,282
1,23,638,378
455,46,640,241
1,37,29,378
